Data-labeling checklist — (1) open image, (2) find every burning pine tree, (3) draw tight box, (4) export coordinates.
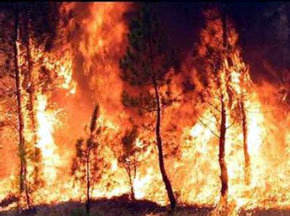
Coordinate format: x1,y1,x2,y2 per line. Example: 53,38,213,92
0,2,289,216
117,126,139,201
71,104,108,216
120,3,180,210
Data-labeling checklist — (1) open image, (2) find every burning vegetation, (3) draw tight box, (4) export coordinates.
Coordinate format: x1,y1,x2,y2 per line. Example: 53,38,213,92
0,2,289,216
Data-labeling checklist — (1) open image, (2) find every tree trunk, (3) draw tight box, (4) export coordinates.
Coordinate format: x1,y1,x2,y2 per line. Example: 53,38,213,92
218,3,228,211
13,3,31,209
146,12,176,209
127,166,135,200
24,7,41,186
219,96,228,202
86,147,91,216
153,78,176,210
240,100,250,185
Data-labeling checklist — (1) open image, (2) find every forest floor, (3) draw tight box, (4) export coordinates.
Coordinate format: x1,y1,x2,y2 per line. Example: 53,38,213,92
0,195,289,216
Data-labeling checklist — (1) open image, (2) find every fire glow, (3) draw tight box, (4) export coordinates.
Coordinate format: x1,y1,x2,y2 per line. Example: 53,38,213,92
0,2,289,216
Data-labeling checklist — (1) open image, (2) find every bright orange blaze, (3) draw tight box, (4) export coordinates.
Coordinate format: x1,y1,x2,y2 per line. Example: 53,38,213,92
0,3,289,215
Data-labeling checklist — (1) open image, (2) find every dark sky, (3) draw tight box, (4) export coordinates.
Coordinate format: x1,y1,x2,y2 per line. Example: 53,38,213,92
154,2,290,83
155,2,286,48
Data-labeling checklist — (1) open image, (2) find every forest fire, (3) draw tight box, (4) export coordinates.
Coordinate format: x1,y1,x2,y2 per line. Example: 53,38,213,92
0,2,289,216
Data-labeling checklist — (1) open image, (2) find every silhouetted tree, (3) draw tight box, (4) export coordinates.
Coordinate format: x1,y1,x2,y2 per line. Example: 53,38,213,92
192,6,233,214
117,126,139,200
71,104,104,216
193,5,256,214
120,3,179,210
0,2,60,210
239,95,250,185
220,4,229,209
13,3,31,209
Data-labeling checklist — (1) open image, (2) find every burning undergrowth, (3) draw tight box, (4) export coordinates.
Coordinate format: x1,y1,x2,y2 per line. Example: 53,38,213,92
0,2,289,216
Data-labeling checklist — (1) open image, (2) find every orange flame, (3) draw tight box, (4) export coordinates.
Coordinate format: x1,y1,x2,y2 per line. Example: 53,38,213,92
0,4,289,214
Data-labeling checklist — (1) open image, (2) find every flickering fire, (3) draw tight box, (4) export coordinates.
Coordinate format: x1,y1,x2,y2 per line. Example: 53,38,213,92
0,2,289,215
35,94,60,183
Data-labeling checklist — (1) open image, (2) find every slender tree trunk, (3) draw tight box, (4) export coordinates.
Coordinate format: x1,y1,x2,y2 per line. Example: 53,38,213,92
219,95,228,202
147,13,176,209
218,3,228,212
240,100,250,185
86,147,91,216
153,78,176,210
132,156,137,200
127,166,135,200
24,8,41,186
13,3,31,209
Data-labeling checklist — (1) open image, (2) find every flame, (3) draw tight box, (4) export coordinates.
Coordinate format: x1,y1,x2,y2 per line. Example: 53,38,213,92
35,94,61,183
0,3,289,214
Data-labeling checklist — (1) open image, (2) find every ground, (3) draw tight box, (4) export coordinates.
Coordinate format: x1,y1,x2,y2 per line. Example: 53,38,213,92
0,196,289,216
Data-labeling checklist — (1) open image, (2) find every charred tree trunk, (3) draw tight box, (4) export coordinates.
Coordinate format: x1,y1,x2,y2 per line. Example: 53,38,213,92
240,100,250,185
147,14,176,209
13,3,31,209
219,95,228,202
153,78,176,210
127,166,135,200
24,7,41,186
86,144,91,216
132,156,137,200
218,3,228,210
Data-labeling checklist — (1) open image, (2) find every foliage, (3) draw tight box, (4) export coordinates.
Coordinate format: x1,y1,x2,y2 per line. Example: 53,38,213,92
117,125,142,199
120,3,179,114
119,3,178,209
71,104,104,188
0,3,62,205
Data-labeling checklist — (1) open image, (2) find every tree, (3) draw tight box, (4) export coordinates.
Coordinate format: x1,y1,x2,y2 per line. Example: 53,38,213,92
192,6,232,214
10,3,60,209
120,3,179,210
0,3,32,209
71,104,103,216
19,2,40,193
220,3,229,208
222,4,252,187
236,59,252,186
193,5,256,214
13,3,31,209
1,2,64,211
0,4,22,193
117,126,139,200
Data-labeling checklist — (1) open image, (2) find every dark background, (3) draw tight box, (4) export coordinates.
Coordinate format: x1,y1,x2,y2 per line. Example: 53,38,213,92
154,2,290,84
